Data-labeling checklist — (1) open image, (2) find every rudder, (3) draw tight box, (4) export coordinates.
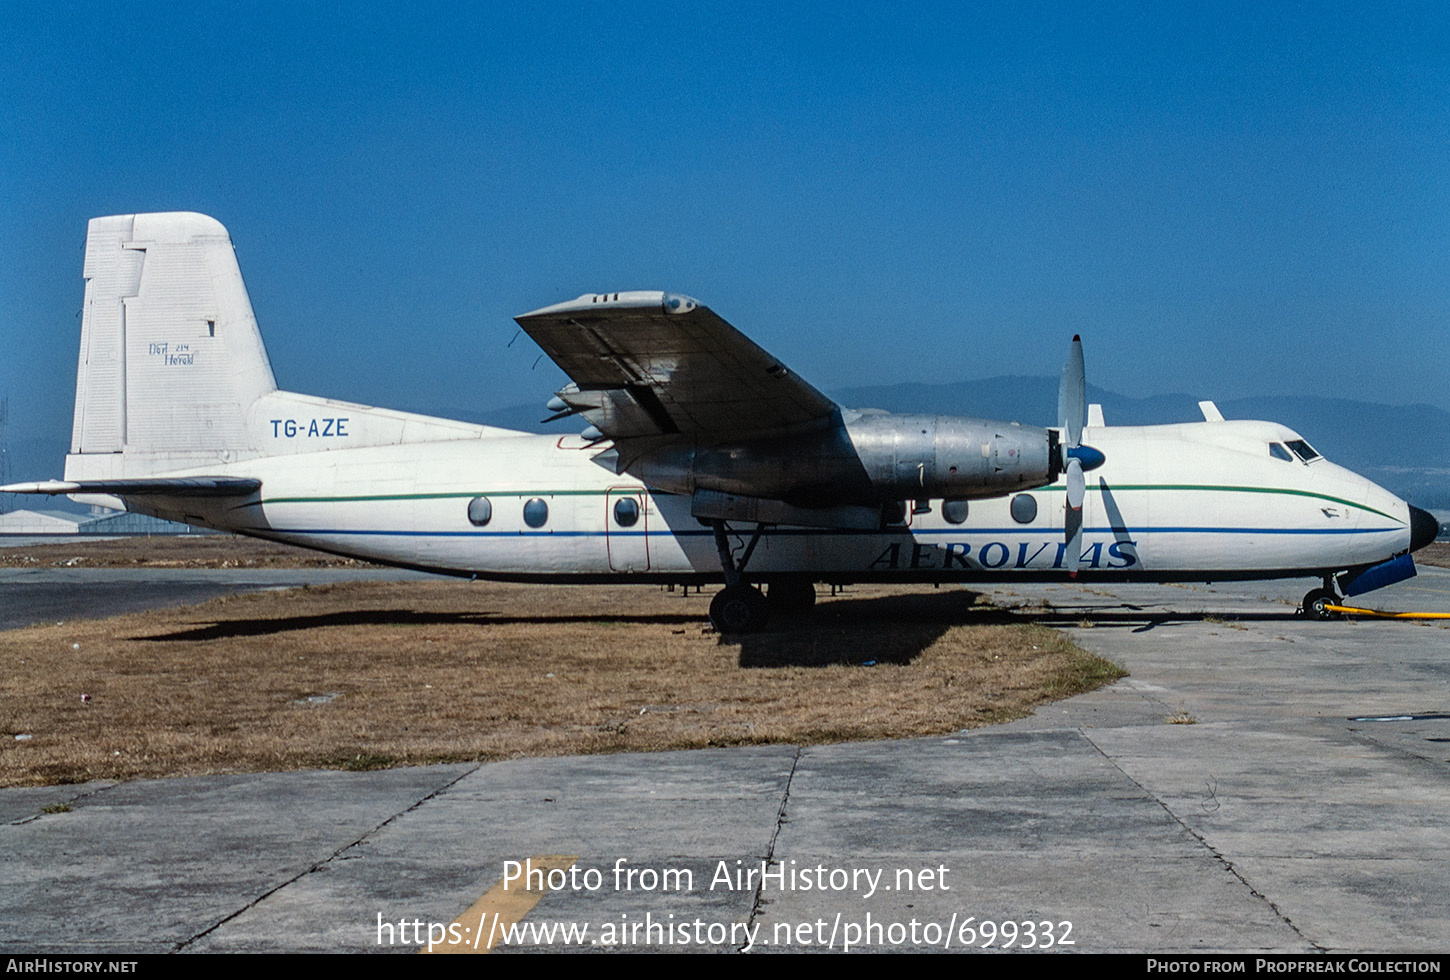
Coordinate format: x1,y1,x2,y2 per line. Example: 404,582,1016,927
69,212,278,473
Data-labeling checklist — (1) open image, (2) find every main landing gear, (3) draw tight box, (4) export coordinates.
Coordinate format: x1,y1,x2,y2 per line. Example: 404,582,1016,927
710,584,770,634
708,520,772,634
766,578,817,614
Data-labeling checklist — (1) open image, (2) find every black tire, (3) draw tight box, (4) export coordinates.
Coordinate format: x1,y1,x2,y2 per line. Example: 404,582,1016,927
710,585,770,633
1302,588,1340,620
767,579,816,614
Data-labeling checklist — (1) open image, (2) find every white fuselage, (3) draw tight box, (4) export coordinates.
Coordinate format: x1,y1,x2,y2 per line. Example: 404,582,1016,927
134,418,1413,585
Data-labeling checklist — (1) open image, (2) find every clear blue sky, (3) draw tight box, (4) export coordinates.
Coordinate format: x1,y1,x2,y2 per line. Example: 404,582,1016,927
3,2,1448,453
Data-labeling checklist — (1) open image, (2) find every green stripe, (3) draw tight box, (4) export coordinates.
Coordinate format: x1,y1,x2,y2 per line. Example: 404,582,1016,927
1040,483,1399,522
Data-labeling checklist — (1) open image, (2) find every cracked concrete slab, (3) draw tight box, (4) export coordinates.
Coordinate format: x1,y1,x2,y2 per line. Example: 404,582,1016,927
0,765,476,953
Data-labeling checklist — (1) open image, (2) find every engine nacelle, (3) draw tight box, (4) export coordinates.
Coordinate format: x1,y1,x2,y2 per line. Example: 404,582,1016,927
627,412,1055,506
842,413,1055,500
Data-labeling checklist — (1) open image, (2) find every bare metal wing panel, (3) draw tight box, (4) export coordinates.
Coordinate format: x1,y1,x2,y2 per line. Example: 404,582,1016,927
515,292,838,442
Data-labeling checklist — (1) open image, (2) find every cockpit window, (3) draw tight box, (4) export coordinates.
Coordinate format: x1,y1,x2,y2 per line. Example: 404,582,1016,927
1285,439,1321,462
1269,443,1293,462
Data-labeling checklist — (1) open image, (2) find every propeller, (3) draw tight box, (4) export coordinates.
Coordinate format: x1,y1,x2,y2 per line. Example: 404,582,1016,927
1058,335,1104,576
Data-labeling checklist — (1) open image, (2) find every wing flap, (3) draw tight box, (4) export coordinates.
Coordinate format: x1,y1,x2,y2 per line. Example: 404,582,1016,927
516,292,838,443
556,384,681,441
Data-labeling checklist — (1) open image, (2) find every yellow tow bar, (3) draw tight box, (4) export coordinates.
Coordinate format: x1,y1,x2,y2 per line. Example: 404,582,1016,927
1325,605,1450,620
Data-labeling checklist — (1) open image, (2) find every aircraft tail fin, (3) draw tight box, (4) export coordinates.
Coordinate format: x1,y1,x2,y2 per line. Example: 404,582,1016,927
60,212,508,495
68,212,278,477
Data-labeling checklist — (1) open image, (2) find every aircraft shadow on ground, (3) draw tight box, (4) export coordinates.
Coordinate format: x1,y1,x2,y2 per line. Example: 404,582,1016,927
132,593,1308,646
728,591,1312,666
729,590,988,668
135,609,704,641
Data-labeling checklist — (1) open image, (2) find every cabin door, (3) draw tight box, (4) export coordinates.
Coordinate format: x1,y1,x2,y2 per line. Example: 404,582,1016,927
606,488,650,572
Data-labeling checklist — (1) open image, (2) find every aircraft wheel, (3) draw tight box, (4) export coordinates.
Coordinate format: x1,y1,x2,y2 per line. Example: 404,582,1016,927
767,579,816,614
710,585,770,633
1302,588,1341,620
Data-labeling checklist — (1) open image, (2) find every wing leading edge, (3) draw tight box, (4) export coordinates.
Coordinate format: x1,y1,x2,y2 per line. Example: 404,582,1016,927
515,292,838,445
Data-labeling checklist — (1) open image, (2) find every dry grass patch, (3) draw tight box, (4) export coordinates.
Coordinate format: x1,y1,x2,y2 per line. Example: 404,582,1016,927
0,581,1124,787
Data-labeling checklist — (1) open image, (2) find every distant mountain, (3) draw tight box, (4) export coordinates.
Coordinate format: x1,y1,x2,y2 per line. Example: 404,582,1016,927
402,403,553,434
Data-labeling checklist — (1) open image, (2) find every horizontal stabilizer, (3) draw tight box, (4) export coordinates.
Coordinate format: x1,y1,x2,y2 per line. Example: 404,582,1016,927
1,477,261,497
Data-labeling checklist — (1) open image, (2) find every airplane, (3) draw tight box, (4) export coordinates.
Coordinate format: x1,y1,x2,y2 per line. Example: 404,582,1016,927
3,212,1439,633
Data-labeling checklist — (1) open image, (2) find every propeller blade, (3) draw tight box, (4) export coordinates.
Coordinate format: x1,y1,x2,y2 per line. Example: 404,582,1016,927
1065,456,1085,576
1066,457,1085,510
1057,335,1092,577
1058,334,1086,450
1065,503,1084,577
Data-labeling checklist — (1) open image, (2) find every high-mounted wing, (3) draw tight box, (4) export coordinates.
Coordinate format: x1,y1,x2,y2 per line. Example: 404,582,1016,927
515,292,838,444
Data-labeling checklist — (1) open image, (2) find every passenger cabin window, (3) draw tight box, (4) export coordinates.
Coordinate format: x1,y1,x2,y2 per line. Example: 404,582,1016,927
1269,443,1293,462
613,497,640,527
942,499,969,524
1010,494,1038,524
523,498,549,528
1285,440,1321,462
467,496,492,526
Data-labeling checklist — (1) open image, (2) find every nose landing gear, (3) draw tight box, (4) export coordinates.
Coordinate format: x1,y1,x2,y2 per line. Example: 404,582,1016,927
1301,577,1343,620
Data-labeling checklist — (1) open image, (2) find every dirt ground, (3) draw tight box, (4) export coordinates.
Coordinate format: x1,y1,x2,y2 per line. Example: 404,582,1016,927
0,576,1123,787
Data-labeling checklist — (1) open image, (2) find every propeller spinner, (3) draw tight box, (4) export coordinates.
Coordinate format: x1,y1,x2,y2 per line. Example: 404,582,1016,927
1058,335,1105,575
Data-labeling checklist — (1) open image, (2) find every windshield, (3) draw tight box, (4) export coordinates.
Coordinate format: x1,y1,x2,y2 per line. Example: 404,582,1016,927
1285,439,1321,462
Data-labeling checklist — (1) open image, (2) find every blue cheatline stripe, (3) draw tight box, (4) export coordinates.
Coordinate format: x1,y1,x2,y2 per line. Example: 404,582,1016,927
252,525,1403,539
